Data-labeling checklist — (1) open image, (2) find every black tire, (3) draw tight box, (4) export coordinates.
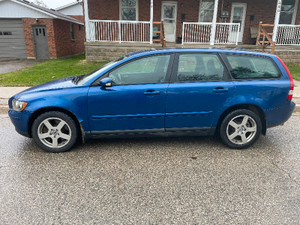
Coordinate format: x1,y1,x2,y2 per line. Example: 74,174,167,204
220,109,262,149
32,111,78,153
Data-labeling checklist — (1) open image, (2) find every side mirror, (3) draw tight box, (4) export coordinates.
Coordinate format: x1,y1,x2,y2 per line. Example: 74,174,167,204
99,77,112,88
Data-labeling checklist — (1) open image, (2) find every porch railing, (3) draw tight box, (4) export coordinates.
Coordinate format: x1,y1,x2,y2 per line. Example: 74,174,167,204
88,20,151,43
276,25,300,46
182,22,240,45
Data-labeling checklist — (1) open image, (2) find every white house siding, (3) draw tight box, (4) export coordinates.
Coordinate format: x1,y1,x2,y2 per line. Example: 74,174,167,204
57,4,83,16
0,0,51,18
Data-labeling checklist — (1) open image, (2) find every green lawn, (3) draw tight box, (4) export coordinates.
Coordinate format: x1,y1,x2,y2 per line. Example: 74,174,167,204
287,64,300,81
0,55,106,86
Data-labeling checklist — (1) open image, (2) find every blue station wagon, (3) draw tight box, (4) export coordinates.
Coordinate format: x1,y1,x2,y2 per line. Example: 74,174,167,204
8,49,295,152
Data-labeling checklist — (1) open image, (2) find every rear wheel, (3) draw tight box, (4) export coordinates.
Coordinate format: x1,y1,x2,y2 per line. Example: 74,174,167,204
32,111,78,153
220,109,262,149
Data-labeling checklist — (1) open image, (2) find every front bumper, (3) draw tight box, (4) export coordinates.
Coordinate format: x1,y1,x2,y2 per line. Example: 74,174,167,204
8,109,32,138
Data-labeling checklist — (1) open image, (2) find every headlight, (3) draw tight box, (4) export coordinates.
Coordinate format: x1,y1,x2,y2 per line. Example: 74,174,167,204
12,99,28,112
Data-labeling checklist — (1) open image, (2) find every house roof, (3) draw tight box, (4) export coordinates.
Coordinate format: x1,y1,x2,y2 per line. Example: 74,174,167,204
55,1,82,11
0,0,84,25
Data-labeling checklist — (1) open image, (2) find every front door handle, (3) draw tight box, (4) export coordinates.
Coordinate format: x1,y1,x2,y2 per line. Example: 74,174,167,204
213,87,229,93
144,90,160,95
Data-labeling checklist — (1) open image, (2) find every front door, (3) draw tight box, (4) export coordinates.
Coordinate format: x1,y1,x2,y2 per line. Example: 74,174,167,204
88,54,172,133
32,26,49,59
230,3,247,43
161,1,177,42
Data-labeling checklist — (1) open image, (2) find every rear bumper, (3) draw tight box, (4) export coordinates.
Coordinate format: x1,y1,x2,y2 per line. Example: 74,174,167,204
267,101,295,128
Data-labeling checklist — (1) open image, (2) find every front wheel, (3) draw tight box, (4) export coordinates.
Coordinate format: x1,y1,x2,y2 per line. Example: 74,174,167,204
32,111,78,153
220,109,262,149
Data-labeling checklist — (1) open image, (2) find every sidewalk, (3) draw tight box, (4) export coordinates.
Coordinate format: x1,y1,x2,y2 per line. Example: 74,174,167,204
0,83,300,113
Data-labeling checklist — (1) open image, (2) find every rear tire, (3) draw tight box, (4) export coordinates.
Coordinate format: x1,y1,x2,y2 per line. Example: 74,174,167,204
32,111,78,153
220,109,262,149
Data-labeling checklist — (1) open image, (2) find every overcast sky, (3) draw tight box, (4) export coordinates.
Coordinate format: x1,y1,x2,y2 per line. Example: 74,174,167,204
29,0,77,9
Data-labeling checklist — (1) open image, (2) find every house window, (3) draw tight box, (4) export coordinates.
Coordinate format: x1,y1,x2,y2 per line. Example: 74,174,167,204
70,23,75,40
279,0,299,24
199,0,215,22
120,0,138,21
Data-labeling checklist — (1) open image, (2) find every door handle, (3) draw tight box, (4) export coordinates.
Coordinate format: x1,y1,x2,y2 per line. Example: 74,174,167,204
144,90,160,95
213,87,229,93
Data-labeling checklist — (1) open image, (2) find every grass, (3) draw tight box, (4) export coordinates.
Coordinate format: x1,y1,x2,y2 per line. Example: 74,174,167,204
287,64,300,81
0,54,106,86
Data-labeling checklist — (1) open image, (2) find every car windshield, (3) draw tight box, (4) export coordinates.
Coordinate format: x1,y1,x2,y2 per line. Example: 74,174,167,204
76,56,127,85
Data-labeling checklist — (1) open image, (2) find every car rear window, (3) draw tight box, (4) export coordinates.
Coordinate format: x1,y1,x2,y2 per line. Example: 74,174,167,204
224,54,281,80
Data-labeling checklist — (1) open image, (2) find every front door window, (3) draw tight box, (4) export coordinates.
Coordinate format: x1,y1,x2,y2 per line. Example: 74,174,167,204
108,55,171,85
279,0,298,24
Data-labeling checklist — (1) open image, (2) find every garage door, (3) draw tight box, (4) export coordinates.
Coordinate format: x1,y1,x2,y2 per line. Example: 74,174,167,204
0,19,27,58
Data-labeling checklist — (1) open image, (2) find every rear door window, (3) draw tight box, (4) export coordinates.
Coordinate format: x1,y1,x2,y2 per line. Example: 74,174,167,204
176,54,226,82
224,54,281,80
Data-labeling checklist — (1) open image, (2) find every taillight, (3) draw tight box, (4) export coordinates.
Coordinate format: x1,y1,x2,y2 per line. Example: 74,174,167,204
276,56,294,100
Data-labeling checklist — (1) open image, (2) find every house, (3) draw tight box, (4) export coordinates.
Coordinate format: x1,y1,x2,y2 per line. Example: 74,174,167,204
0,0,85,59
56,0,84,22
83,0,300,62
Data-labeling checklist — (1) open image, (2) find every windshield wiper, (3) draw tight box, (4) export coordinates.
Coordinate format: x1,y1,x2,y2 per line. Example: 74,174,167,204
72,75,86,84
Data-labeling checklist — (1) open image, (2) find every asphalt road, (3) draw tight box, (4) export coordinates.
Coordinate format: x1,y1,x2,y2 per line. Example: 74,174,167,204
1,113,300,224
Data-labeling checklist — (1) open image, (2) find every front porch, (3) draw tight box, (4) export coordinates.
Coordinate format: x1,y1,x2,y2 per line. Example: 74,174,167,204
83,0,300,61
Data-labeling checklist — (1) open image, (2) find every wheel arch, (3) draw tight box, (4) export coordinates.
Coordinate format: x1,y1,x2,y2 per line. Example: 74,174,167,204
216,104,267,135
28,107,84,140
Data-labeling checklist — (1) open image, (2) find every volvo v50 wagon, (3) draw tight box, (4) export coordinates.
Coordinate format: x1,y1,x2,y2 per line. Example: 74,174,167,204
8,49,295,152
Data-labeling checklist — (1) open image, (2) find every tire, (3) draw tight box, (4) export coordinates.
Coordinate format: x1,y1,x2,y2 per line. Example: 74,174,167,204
32,111,78,153
220,109,262,149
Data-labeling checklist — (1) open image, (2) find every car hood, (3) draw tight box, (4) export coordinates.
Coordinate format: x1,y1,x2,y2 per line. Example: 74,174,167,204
15,76,81,97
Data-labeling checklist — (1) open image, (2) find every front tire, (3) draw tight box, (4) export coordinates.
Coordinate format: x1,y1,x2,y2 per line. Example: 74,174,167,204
32,111,78,153
220,109,262,149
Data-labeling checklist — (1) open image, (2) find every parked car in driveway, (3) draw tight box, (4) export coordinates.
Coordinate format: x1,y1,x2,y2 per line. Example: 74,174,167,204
8,49,295,152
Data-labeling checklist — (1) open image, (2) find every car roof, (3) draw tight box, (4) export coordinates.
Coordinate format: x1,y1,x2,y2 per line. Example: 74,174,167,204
126,48,274,59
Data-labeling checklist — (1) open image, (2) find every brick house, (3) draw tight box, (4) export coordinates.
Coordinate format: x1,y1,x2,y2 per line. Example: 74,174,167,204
83,0,300,61
0,0,85,59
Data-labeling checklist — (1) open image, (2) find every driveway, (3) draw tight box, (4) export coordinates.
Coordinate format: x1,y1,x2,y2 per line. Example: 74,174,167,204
0,58,40,74
1,113,300,224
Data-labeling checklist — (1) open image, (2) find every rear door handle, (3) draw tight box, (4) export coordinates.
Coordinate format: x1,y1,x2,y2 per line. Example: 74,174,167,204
213,87,229,93
144,90,160,95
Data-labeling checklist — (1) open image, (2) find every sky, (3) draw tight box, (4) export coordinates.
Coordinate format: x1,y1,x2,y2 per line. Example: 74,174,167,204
29,0,77,9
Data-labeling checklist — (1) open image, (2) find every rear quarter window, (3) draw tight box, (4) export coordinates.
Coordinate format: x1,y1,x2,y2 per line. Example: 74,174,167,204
224,54,281,80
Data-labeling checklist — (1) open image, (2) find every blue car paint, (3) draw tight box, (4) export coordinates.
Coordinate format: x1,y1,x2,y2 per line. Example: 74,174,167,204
88,83,168,132
8,49,295,139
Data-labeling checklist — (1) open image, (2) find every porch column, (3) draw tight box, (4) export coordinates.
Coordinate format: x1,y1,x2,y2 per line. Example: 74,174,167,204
150,0,153,44
83,0,90,41
210,0,219,45
273,0,282,42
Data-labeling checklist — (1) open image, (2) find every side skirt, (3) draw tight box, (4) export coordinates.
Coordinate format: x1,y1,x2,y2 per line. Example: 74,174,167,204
87,127,216,139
